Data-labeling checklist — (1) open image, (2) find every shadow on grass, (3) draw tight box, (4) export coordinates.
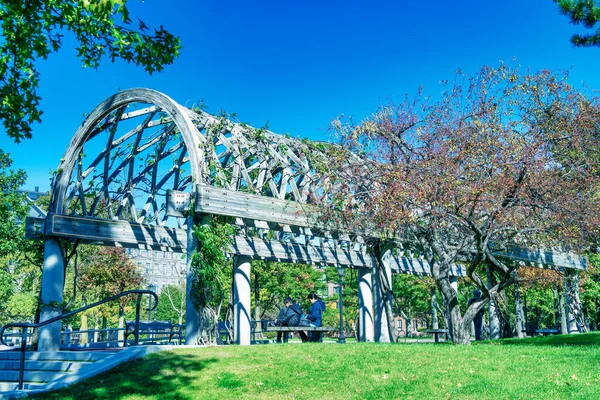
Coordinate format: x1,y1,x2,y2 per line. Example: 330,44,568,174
484,331,600,347
30,352,219,400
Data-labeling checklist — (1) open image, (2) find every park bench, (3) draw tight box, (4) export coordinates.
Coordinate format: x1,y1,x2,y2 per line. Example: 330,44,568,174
521,329,559,337
125,320,183,345
265,325,336,342
425,328,448,343
535,329,559,336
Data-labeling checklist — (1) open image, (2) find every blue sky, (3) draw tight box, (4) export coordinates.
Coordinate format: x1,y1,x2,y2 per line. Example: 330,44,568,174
2,0,600,191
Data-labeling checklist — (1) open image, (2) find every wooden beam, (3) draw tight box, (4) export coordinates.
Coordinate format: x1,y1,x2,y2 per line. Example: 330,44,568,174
388,256,466,277
230,235,374,268
194,185,319,229
26,215,187,252
25,215,584,273
496,248,587,271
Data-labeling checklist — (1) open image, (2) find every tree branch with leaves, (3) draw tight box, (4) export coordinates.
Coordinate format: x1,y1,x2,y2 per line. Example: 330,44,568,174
0,0,181,142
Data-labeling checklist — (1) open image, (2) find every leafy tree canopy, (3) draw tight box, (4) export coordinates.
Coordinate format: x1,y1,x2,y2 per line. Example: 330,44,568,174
0,0,181,142
0,150,28,257
556,0,600,47
77,245,144,305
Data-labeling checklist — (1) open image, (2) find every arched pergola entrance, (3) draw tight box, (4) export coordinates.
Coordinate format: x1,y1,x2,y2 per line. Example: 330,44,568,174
26,88,587,350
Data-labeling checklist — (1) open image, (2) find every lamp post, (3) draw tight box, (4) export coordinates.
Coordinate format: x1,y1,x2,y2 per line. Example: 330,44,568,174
337,267,346,344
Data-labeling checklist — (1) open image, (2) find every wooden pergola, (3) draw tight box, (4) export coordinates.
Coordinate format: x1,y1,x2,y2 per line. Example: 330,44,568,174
26,88,586,350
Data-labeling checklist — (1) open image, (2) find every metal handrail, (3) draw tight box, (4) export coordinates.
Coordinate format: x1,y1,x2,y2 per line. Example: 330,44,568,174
0,289,157,390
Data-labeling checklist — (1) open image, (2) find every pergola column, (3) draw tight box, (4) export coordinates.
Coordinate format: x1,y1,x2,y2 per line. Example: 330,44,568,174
38,238,65,352
233,255,252,345
185,215,200,345
358,269,374,342
373,247,393,343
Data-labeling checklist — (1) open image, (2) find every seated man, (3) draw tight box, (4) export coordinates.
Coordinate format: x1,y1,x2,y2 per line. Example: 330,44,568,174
305,292,326,342
275,297,303,343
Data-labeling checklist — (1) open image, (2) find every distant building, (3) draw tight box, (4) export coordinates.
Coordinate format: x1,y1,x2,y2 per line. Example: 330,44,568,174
19,187,48,219
125,248,186,293
394,315,428,336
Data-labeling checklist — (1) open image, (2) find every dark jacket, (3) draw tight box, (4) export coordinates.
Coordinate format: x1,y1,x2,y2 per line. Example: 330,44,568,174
277,303,303,326
468,297,485,321
306,299,326,327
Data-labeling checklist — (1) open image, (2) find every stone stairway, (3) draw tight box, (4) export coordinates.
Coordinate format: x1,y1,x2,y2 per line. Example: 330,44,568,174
0,350,117,397
0,345,175,399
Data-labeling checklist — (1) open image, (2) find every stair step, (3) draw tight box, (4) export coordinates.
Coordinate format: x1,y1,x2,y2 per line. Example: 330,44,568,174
0,360,93,371
0,370,68,382
0,381,47,391
0,350,115,362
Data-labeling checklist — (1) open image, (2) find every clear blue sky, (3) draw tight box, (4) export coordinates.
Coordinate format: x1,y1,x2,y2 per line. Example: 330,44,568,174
2,0,600,191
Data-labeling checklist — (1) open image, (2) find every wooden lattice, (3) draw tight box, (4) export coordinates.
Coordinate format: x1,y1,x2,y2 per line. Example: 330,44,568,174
50,88,328,230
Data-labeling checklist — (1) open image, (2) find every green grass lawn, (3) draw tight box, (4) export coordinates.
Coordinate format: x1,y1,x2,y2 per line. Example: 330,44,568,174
32,333,600,400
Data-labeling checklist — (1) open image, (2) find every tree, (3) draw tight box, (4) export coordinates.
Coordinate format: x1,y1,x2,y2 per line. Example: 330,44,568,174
555,1,600,47
189,218,235,344
76,245,144,338
0,150,28,255
0,0,181,142
0,150,34,323
78,246,144,303
326,63,600,344
155,284,185,325
392,274,434,337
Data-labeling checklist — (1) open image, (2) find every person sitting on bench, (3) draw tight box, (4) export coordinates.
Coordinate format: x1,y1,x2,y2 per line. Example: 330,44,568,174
305,292,326,342
275,297,303,343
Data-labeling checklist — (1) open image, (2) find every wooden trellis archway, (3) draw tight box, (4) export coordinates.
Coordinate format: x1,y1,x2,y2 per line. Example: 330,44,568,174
27,88,586,349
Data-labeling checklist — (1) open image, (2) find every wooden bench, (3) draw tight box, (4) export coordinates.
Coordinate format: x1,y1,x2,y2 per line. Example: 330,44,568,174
265,326,334,332
425,329,448,343
535,329,559,336
521,329,559,337
265,326,335,342
125,320,183,345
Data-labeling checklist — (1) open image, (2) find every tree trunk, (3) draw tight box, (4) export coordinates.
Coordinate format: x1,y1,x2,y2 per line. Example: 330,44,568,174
81,314,88,344
406,299,413,337
93,320,100,343
102,316,108,342
513,273,525,338
448,304,471,345
487,265,500,340
444,300,452,341
434,270,472,344
118,307,125,342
